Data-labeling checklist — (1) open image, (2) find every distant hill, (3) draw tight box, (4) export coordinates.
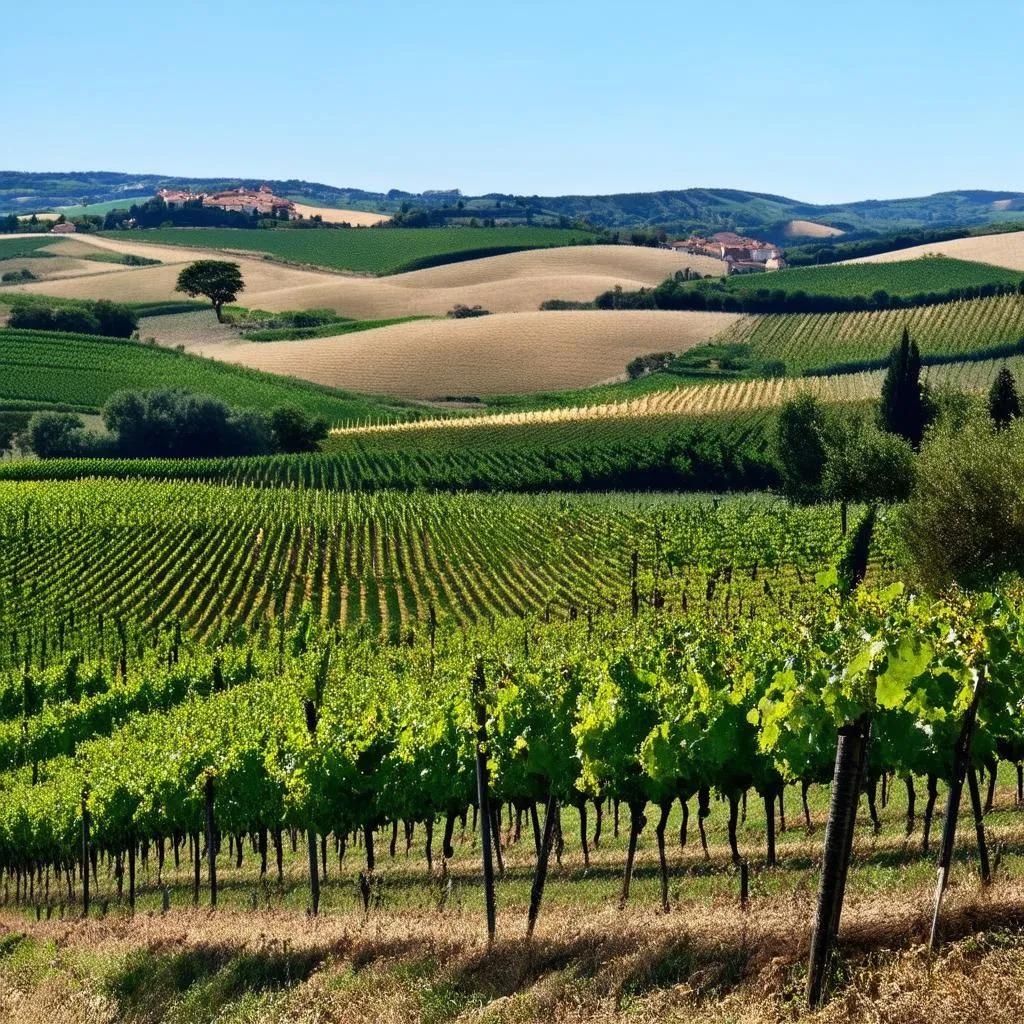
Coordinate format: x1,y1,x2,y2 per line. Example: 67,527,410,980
4,170,1024,240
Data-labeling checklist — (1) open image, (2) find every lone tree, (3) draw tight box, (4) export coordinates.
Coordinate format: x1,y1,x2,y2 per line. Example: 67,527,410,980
176,260,244,322
879,327,927,446
988,367,1021,429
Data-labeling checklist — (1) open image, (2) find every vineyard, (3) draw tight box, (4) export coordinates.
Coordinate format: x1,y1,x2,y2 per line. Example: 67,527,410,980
0,483,865,650
99,227,598,275
0,567,1021,1014
696,256,1023,299
0,327,418,422
719,291,1024,373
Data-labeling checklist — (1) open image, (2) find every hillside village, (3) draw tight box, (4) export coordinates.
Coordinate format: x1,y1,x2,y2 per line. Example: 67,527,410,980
156,184,298,219
669,231,787,272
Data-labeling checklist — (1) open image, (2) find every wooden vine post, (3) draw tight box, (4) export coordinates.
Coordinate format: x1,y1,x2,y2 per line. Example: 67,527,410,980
929,674,986,950
526,791,557,938
81,784,90,918
303,644,331,917
204,773,217,908
473,658,497,944
806,716,870,1009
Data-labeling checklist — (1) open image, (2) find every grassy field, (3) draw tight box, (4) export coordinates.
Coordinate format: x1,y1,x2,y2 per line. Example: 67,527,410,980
0,327,419,421
700,255,1023,299
98,226,599,275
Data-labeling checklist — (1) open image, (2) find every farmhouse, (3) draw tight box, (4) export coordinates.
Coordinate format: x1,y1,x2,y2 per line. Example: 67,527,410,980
50,221,77,234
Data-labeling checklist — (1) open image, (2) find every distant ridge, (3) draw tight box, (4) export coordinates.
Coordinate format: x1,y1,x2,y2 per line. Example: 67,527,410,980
3,170,1024,240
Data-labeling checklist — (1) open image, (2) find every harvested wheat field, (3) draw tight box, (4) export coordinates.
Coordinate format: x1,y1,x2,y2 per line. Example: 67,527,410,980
192,309,740,398
783,219,844,238
0,256,130,284
291,202,390,225
9,237,722,320
848,230,1024,271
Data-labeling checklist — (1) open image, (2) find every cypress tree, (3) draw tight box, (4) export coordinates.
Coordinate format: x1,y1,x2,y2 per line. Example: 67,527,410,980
879,327,925,446
988,367,1021,429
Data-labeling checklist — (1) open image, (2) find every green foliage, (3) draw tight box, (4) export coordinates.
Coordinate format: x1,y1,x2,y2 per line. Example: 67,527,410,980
109,227,595,275
774,395,829,503
902,417,1024,591
102,388,273,458
879,328,928,446
175,261,245,321
24,411,94,459
269,406,328,453
1,267,36,283
626,352,673,379
9,299,139,338
988,367,1021,429
821,416,916,505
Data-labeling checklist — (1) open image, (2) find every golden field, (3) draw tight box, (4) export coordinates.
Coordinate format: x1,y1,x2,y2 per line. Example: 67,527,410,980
190,309,741,398
847,230,1024,271
291,202,390,225
8,235,723,318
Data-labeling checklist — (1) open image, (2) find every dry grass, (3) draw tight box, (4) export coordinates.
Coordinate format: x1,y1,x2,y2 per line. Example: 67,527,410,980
8,237,720,319
783,220,845,239
4,880,1024,1023
291,203,390,226
848,230,1024,271
191,309,740,398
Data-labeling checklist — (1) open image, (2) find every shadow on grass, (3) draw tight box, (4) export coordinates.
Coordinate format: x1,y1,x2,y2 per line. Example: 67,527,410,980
103,941,323,1024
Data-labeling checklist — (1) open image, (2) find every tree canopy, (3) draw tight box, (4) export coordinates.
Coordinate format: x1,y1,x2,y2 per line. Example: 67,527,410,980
175,261,244,322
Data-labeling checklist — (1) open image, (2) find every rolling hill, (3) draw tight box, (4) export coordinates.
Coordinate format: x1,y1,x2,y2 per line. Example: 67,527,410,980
6,171,1024,237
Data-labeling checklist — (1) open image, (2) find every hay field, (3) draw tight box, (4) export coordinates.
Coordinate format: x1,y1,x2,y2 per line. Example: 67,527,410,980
190,309,740,398
291,202,390,225
8,236,718,319
848,230,1024,271
783,219,844,238
0,257,131,285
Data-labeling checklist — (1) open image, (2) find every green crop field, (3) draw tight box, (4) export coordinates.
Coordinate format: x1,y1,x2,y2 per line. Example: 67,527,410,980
703,256,1023,299
100,226,597,274
0,327,419,421
719,292,1024,373
0,236,58,260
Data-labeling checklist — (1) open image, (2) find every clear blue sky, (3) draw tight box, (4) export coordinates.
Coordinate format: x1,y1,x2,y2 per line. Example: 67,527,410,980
5,0,1022,203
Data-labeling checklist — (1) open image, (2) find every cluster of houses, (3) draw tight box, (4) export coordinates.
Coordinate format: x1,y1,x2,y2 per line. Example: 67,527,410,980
667,232,786,272
156,185,298,219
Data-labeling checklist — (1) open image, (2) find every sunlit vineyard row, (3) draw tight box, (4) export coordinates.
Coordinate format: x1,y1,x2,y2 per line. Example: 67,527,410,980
721,291,1024,372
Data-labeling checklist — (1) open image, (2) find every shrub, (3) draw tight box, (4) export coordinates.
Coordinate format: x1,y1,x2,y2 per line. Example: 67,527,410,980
448,304,490,318
901,417,1024,591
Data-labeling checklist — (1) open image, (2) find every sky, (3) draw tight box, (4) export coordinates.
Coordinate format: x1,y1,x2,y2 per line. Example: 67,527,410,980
5,0,1023,203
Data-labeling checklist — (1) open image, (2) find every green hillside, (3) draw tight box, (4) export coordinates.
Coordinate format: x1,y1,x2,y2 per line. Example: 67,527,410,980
99,226,596,274
6,171,1024,236
0,327,419,422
